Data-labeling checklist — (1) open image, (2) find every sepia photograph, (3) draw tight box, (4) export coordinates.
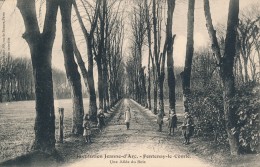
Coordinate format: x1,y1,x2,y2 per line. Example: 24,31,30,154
0,0,259,166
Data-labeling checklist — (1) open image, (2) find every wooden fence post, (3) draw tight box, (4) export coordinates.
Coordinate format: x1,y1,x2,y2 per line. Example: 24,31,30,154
58,107,64,143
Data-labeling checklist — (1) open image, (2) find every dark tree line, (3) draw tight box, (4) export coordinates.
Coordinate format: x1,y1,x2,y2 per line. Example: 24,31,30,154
0,56,34,102
0,55,72,102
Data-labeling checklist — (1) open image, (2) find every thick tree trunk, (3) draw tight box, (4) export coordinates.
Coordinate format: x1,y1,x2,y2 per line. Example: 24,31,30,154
221,0,240,155
152,0,158,114
166,0,176,113
158,73,164,114
145,0,152,110
140,68,147,107
102,0,109,113
153,79,158,114
72,0,98,120
108,50,114,107
71,35,97,120
158,39,168,115
97,60,104,109
86,34,98,119
60,0,84,135
96,0,106,110
17,0,58,153
103,57,109,112
182,0,195,113
147,61,152,110
204,0,240,155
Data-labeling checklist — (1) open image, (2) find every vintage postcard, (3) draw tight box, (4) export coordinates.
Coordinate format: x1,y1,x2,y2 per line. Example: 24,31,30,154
0,0,259,167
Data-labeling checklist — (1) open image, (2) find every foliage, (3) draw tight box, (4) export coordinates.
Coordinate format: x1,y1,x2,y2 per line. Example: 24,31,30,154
233,82,260,153
188,90,227,144
188,82,260,152
0,56,70,102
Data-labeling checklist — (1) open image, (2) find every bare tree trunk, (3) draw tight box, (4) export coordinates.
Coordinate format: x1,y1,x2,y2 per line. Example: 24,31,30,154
72,0,98,120
71,35,97,119
103,15,109,111
147,59,152,110
166,0,176,114
221,0,240,155
158,68,165,115
204,0,240,155
243,58,249,82
102,0,109,112
60,0,84,135
96,60,104,109
152,0,158,114
140,67,147,107
145,0,152,110
153,78,158,114
96,0,106,110
182,0,195,113
103,56,109,112
17,0,58,153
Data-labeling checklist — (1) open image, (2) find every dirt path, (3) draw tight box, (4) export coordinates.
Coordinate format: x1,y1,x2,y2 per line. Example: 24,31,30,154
62,98,213,167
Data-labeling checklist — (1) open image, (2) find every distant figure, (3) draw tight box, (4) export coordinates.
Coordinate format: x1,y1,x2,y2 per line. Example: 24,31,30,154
182,112,194,144
124,106,131,130
83,114,92,143
97,108,106,132
157,111,164,132
168,111,177,136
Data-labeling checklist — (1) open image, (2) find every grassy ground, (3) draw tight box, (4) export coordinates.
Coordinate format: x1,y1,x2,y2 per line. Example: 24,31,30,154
0,98,92,162
0,99,259,167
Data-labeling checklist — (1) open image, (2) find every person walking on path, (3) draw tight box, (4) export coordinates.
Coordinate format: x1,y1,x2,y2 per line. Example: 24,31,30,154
83,114,92,143
124,106,131,130
97,108,106,132
168,110,177,136
182,112,194,144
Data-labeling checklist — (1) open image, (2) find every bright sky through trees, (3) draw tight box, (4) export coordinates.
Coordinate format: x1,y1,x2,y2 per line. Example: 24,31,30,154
0,0,258,70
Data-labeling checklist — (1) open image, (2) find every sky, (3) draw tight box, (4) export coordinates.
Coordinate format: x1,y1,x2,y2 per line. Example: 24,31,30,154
0,0,258,71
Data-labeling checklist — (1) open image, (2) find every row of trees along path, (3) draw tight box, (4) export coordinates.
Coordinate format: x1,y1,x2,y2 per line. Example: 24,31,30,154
61,99,212,167
14,0,257,164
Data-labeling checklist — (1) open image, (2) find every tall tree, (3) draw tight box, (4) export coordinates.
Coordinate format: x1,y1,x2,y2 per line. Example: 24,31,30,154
204,0,240,155
152,0,159,114
145,0,152,110
60,0,84,135
72,0,99,120
131,1,147,106
182,0,195,113
107,16,124,106
17,0,58,153
166,0,176,113
94,0,106,110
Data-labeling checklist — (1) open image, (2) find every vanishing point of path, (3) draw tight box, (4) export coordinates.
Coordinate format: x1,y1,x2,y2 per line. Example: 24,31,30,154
62,98,213,167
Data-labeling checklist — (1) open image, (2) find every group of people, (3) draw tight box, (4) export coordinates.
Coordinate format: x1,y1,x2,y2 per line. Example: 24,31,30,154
157,109,194,144
82,108,106,143
82,105,194,145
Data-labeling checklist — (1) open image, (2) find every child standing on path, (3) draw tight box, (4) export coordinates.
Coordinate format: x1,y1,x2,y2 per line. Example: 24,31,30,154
182,112,194,144
124,106,131,130
83,114,92,143
168,111,177,136
97,108,106,132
